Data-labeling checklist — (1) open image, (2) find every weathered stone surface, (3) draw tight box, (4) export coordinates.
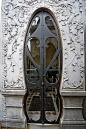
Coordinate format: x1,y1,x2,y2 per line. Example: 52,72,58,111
1,90,26,128
1,0,85,90
6,107,22,118
2,117,26,129
27,124,60,129
0,0,86,129
60,91,86,129
82,97,86,121
6,96,23,107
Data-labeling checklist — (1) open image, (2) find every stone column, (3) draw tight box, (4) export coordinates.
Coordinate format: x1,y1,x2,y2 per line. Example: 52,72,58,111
60,91,86,129
2,89,26,129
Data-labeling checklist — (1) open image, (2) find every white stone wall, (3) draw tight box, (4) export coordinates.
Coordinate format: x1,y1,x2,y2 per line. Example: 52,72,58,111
0,0,86,128
1,0,85,91
0,0,2,122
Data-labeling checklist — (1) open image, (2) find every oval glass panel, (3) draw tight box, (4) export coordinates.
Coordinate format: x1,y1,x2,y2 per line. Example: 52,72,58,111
45,16,57,36
27,37,40,67
45,86,60,122
29,16,40,36
46,37,59,67
46,54,60,83
26,86,41,121
26,55,40,83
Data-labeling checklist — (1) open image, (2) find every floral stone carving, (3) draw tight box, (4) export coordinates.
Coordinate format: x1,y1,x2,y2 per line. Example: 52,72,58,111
2,0,85,89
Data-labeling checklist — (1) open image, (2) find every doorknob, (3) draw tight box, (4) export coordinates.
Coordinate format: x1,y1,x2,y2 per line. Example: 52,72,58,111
42,82,44,85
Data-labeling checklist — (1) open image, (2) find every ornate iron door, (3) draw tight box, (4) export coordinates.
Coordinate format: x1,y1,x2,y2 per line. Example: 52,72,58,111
24,10,62,124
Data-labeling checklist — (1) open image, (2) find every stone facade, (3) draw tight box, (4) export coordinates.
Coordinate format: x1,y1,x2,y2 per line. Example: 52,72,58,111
0,0,86,129
1,0,85,91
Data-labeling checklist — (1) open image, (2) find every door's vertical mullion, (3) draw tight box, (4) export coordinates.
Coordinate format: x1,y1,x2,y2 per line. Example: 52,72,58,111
43,10,46,124
43,11,46,123
40,12,43,123
40,10,45,124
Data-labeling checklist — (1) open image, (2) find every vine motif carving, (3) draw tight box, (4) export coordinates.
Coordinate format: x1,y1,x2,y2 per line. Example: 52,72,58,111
44,0,84,89
2,0,85,89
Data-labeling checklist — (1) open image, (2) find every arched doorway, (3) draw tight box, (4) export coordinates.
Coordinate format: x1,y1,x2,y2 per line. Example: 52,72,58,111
24,9,62,124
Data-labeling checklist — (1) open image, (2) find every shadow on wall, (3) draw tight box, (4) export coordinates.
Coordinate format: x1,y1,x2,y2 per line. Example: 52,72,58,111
82,97,86,121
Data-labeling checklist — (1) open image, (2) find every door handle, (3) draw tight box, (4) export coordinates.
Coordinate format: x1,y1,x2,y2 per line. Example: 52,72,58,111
42,82,44,85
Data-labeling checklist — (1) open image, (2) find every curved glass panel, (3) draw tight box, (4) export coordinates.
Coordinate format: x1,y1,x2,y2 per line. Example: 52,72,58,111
45,86,60,122
26,86,41,121
46,37,58,67
27,37,40,67
29,16,40,36
26,55,40,83
46,54,60,83
45,16,57,36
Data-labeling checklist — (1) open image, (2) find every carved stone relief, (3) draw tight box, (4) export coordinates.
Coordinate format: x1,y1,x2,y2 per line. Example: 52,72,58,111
43,0,85,89
2,0,85,90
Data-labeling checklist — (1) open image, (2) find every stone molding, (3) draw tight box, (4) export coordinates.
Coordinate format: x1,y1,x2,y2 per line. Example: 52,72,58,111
1,89,26,128
60,90,86,129
2,89,26,95
2,117,26,129
60,90,86,96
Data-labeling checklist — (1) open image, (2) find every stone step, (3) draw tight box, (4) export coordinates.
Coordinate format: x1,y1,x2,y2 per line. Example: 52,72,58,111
27,124,60,129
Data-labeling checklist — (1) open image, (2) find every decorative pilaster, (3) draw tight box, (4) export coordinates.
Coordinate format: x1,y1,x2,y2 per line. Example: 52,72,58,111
60,91,86,129
2,89,26,128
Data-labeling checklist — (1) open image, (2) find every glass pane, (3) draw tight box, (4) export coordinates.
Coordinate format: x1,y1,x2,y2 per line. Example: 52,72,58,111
27,37,40,67
29,16,40,36
45,16,57,36
26,86,41,121
46,37,58,67
26,55,40,83
46,54,60,84
45,86,60,122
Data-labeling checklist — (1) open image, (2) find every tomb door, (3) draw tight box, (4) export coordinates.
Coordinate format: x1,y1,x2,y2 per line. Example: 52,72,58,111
24,10,62,124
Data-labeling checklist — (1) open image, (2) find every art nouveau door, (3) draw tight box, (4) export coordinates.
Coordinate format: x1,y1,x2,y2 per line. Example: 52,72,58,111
24,10,62,124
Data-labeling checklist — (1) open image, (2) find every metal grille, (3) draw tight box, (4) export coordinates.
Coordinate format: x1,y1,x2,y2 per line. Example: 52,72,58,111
24,10,62,124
